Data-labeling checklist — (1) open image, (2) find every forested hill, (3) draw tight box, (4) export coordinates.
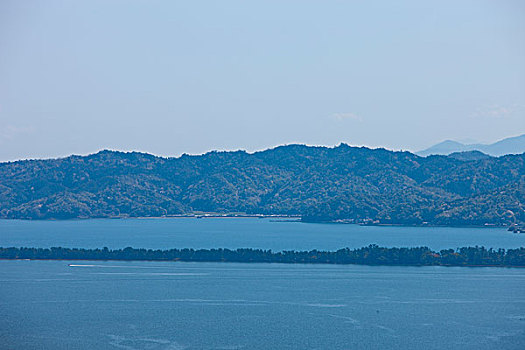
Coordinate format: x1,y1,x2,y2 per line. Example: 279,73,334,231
1,144,524,225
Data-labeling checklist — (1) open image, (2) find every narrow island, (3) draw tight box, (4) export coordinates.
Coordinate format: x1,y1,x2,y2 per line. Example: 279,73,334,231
1,245,525,267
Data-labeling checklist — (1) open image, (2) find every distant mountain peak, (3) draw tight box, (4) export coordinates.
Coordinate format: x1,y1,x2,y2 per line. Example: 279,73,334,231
435,140,464,146
418,134,525,157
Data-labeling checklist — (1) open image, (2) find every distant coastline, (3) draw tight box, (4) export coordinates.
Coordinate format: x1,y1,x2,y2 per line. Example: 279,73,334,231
0,214,514,229
2,213,517,230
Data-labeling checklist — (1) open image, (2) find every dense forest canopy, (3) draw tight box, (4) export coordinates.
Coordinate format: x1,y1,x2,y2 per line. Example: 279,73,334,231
0,144,524,225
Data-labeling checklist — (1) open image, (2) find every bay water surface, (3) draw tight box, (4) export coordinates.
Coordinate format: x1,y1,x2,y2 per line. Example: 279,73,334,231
1,260,524,349
1,217,523,251
1,218,524,349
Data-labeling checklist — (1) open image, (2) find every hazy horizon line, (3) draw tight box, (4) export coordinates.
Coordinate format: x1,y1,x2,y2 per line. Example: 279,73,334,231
4,135,524,163
4,132,524,163
0,142,404,163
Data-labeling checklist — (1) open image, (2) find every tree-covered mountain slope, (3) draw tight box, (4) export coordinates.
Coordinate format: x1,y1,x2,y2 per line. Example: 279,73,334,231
0,144,523,225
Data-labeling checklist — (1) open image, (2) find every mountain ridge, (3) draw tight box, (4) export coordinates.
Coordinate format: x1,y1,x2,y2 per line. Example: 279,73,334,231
418,134,525,157
0,144,524,225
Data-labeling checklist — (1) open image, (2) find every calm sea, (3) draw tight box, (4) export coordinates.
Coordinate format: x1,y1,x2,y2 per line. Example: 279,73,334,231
0,217,524,250
1,218,524,349
1,260,524,349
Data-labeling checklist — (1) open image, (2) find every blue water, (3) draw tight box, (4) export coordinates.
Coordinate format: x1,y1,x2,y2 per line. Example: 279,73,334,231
0,218,523,250
1,260,524,350
1,218,525,349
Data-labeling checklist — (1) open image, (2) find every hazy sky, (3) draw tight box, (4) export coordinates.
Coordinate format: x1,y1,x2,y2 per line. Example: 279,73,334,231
1,0,524,161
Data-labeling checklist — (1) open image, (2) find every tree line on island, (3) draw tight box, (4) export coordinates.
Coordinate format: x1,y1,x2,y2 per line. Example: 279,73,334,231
2,245,525,267
1,144,523,225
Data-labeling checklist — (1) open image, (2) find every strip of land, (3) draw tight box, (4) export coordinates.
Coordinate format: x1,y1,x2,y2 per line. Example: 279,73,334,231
1,245,524,267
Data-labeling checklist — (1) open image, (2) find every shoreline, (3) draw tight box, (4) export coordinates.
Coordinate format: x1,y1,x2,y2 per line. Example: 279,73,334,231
0,215,512,229
1,258,523,269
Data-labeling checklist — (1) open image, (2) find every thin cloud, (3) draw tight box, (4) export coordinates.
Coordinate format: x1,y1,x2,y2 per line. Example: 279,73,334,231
332,112,363,122
0,124,35,142
469,104,521,119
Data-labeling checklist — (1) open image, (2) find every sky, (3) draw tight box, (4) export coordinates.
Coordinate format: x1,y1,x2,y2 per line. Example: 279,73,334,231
1,0,524,161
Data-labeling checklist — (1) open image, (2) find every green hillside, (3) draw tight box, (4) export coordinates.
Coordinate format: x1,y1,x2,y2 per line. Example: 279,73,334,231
1,144,523,225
